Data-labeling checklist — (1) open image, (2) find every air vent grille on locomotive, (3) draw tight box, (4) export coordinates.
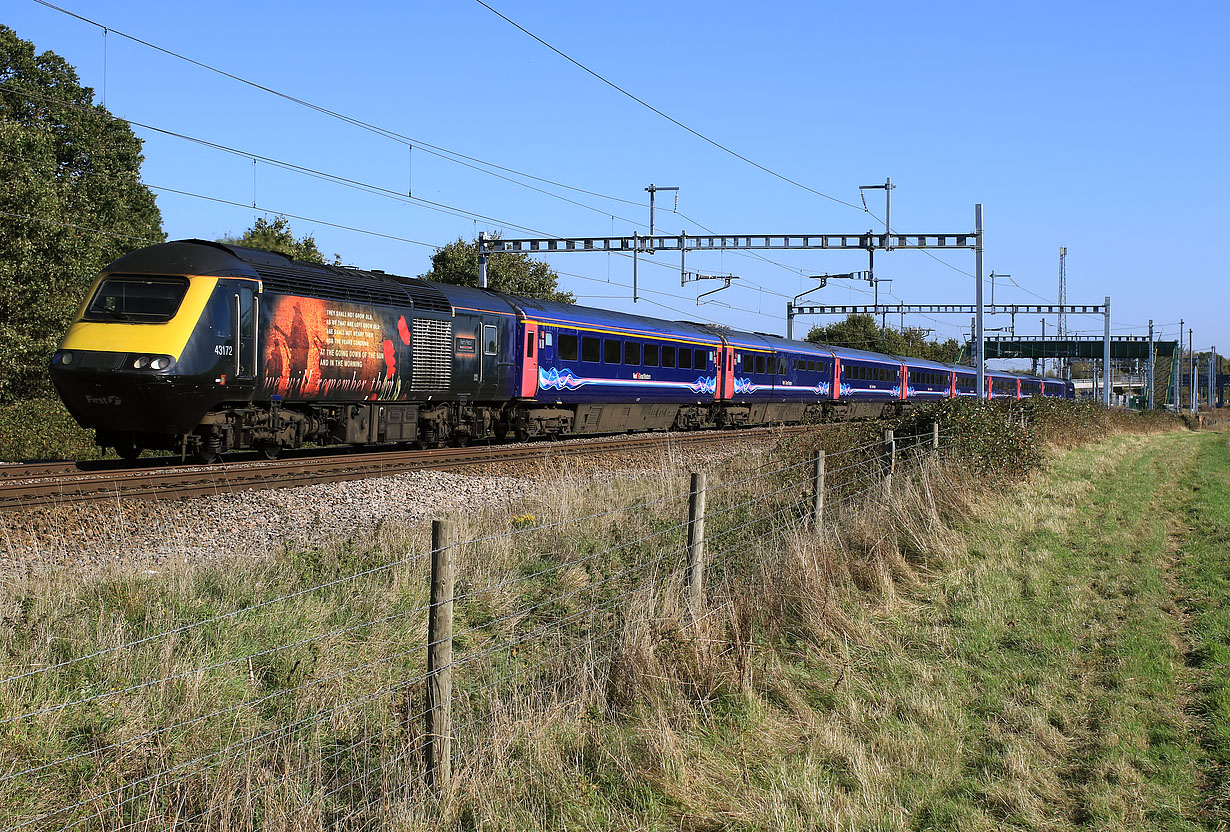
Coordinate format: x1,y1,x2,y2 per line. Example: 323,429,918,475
412,318,452,389
394,278,453,314
255,266,411,308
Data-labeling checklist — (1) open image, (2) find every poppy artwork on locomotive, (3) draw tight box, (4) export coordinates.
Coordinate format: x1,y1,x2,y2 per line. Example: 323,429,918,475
259,294,413,402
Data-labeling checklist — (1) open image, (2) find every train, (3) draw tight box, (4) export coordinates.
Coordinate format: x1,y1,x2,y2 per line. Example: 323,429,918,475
48,240,1074,461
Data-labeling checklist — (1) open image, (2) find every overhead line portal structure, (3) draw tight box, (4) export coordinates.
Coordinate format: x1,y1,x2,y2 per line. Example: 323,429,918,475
482,206,992,396
788,301,1116,409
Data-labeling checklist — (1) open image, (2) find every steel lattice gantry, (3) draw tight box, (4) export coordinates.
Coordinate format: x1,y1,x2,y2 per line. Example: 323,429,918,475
788,301,1117,408
981,336,1162,360
483,232,978,254
477,214,1003,399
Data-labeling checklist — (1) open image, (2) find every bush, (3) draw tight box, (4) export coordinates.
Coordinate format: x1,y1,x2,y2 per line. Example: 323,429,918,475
0,395,104,461
786,398,1187,490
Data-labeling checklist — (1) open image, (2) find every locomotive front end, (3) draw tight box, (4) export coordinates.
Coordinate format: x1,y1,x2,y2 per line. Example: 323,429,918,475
50,241,260,458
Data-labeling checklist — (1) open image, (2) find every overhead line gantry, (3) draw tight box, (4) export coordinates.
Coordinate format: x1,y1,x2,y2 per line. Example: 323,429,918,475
479,205,994,397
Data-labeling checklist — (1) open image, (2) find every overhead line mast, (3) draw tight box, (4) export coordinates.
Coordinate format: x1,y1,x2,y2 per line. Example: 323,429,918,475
1058,246,1068,378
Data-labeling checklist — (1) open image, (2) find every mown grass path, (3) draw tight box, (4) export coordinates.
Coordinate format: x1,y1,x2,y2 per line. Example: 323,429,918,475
841,429,1230,831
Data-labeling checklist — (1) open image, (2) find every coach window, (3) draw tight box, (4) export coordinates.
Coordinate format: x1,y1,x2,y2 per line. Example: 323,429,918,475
662,346,677,368
644,343,659,367
754,355,766,374
581,336,601,363
624,341,641,365
558,333,578,361
695,349,707,369
604,339,621,364
678,348,692,370
483,325,498,355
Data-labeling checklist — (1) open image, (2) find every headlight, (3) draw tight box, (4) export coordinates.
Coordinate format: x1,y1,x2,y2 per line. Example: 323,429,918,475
133,356,150,369
59,351,73,365
150,357,170,370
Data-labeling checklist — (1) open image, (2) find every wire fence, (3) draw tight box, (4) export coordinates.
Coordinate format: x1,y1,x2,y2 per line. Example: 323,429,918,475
0,425,955,831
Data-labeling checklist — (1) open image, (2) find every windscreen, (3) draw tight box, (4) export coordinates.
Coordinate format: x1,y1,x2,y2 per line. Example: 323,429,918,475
83,276,189,323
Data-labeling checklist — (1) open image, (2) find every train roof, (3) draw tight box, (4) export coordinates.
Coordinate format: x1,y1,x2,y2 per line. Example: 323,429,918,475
502,295,724,345
895,355,957,371
824,344,913,364
725,331,836,356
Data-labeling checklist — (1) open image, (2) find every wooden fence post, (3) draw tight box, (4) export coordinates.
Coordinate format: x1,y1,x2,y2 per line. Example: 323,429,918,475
425,519,455,792
882,428,896,491
931,421,940,453
811,450,825,528
685,472,707,613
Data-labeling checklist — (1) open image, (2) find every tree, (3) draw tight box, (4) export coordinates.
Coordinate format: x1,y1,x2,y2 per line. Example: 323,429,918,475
423,236,575,303
218,216,339,265
0,25,164,402
806,314,963,363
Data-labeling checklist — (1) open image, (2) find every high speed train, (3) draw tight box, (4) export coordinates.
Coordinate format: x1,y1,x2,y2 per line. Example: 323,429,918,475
49,240,1072,461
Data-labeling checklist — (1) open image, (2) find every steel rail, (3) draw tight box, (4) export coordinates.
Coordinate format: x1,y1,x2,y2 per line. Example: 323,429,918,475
0,426,813,512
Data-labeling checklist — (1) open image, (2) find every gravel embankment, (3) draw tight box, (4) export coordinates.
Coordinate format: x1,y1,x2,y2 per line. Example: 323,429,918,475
0,440,758,579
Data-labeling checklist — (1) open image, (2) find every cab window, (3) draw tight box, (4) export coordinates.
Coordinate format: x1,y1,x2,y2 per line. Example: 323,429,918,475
483,325,498,355
83,276,189,323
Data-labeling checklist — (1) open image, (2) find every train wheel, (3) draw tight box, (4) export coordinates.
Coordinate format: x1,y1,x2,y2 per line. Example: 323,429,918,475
195,436,222,464
258,443,282,460
115,444,142,461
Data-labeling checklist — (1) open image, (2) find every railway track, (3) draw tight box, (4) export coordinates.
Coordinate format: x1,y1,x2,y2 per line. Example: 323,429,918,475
0,426,813,512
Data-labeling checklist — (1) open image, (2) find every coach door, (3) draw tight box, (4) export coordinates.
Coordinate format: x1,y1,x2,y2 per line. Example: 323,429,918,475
716,342,735,400
480,319,507,395
231,284,257,380
519,320,539,397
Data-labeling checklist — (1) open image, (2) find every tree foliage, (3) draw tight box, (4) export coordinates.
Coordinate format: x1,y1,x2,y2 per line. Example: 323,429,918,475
806,314,963,363
0,25,164,402
218,216,338,265
423,236,575,303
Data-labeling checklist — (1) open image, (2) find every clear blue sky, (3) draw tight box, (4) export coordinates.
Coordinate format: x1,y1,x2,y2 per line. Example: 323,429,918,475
9,0,1229,356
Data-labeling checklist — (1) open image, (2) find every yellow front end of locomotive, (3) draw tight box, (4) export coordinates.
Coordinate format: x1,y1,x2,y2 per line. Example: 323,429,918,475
57,274,220,359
